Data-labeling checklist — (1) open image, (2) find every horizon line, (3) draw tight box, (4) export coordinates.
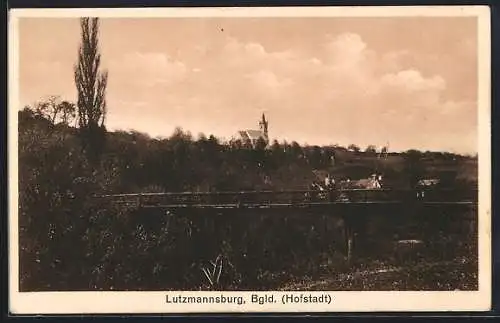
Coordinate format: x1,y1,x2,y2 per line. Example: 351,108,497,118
104,124,477,157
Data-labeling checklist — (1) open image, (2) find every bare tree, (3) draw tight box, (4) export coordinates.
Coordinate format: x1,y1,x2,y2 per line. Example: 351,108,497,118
59,101,77,126
74,18,108,130
31,95,77,126
33,95,58,123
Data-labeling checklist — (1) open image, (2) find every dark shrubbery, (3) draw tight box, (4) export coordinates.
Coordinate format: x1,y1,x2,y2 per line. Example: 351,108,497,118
18,109,478,291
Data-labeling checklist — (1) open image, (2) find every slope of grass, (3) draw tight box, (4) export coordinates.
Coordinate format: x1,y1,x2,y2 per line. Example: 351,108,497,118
279,258,478,291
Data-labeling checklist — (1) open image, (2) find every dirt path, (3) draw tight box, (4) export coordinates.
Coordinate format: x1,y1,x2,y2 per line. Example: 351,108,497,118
279,258,476,291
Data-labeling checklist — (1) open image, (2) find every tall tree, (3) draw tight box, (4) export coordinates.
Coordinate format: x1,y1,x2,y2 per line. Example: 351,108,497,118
404,149,424,188
74,17,108,158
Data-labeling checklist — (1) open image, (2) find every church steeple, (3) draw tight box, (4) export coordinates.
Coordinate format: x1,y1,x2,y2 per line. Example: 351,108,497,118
259,113,268,140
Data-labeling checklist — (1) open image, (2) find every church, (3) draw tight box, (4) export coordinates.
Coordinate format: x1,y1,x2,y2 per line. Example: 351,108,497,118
231,113,269,148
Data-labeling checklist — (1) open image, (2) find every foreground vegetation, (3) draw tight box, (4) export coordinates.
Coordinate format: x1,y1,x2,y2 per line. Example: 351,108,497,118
18,107,478,291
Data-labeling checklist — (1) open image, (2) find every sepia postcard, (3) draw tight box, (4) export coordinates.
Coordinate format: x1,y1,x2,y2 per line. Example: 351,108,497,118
8,6,491,314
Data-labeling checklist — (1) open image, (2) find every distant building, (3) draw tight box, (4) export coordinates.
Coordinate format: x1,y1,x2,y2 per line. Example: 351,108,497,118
231,113,269,148
416,179,440,187
415,179,440,198
340,174,383,189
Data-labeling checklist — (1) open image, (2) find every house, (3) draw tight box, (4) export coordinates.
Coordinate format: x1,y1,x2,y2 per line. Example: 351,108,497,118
231,113,269,148
339,174,383,189
416,179,440,187
415,178,440,198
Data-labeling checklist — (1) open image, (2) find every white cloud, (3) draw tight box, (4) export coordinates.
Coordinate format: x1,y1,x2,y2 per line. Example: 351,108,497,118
201,33,455,117
243,42,267,57
110,52,187,87
325,33,370,66
439,100,476,116
224,38,294,62
246,70,293,91
380,69,446,92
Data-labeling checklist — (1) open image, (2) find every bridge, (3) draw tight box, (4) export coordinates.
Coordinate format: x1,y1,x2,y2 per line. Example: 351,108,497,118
95,187,478,263
96,187,477,209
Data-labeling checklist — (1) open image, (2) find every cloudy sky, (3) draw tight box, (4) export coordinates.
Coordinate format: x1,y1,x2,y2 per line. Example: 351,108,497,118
18,17,478,153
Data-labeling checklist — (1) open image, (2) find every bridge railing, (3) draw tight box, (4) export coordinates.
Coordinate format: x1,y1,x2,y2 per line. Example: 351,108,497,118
95,188,478,208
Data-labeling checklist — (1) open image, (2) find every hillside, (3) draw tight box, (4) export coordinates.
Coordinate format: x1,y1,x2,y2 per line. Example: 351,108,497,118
18,109,478,291
19,108,477,194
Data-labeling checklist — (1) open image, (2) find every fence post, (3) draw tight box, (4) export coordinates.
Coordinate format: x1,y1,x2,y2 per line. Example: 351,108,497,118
343,214,355,265
346,224,354,265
